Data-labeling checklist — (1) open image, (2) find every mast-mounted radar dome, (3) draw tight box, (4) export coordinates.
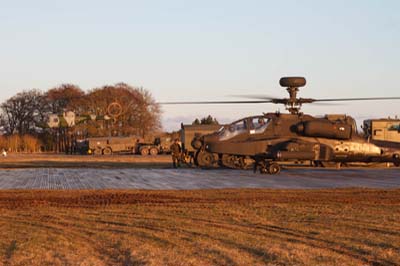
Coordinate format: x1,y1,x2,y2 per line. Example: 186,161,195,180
279,77,306,88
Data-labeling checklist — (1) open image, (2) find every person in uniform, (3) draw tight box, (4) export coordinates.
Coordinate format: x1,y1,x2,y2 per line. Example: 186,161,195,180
170,138,182,168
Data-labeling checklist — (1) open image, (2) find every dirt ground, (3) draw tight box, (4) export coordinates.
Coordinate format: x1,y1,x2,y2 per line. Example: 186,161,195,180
0,189,399,266
0,153,396,170
0,153,172,168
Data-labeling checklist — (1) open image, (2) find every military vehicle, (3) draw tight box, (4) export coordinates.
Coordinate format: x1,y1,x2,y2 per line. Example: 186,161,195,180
136,136,173,156
163,77,400,174
88,136,140,155
180,124,223,163
363,118,400,149
86,136,172,156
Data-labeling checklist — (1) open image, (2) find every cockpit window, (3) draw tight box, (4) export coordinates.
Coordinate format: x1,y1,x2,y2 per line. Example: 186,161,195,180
219,120,247,140
219,117,270,140
249,117,270,134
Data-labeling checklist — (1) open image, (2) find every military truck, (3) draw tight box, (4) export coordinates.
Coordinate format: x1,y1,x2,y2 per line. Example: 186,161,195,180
135,136,172,156
363,118,400,148
86,136,172,156
180,124,223,163
88,136,140,155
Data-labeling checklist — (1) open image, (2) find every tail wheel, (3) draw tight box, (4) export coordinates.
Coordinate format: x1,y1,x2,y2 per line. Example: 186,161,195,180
267,163,281,175
103,147,112,155
140,148,149,156
149,148,158,156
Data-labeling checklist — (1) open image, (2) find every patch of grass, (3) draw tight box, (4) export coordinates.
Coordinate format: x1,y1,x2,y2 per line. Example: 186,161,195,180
3,240,17,266
0,189,399,265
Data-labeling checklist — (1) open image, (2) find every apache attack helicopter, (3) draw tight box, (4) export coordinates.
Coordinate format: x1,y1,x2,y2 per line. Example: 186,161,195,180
163,77,400,174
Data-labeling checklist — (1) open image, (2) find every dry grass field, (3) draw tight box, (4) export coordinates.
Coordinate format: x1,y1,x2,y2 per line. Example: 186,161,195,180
0,153,171,169
0,189,399,266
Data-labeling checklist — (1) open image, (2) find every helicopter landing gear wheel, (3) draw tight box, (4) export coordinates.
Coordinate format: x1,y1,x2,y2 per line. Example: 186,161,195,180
259,164,268,174
393,154,400,167
254,160,281,175
196,150,218,168
267,163,281,175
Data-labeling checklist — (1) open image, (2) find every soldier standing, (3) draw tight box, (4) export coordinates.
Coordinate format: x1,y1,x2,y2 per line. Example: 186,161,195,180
170,138,182,168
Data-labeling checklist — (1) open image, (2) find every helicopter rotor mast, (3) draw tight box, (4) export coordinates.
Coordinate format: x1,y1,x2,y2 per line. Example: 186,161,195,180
279,76,307,115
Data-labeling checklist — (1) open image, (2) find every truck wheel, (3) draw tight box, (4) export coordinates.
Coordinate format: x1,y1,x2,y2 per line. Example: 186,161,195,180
103,147,112,155
94,149,102,156
149,148,158,156
267,163,281,175
140,148,149,156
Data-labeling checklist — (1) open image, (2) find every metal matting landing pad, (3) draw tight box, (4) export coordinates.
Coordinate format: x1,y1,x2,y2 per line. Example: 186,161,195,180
0,168,399,190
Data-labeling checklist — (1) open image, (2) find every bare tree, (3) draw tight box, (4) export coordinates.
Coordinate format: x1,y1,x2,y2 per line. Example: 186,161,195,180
46,84,85,113
0,83,162,152
82,83,161,138
0,89,46,135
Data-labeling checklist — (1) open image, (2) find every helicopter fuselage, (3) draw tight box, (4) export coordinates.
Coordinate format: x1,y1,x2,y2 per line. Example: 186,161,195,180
193,112,400,170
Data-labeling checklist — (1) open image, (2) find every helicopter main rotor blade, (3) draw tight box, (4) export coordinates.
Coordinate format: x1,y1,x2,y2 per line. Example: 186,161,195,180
160,100,274,105
228,94,279,100
307,102,342,106
312,97,400,102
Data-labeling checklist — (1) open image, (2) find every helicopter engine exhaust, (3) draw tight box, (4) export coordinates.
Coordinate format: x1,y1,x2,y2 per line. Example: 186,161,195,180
297,120,352,140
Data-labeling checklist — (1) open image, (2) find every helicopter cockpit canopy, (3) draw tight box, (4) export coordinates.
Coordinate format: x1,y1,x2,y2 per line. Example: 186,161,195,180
219,116,271,141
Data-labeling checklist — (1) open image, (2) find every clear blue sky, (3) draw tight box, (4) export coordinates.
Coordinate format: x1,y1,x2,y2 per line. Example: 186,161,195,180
1,0,399,130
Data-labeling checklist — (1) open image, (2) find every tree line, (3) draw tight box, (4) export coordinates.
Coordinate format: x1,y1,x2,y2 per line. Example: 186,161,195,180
0,83,161,153
192,115,219,125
